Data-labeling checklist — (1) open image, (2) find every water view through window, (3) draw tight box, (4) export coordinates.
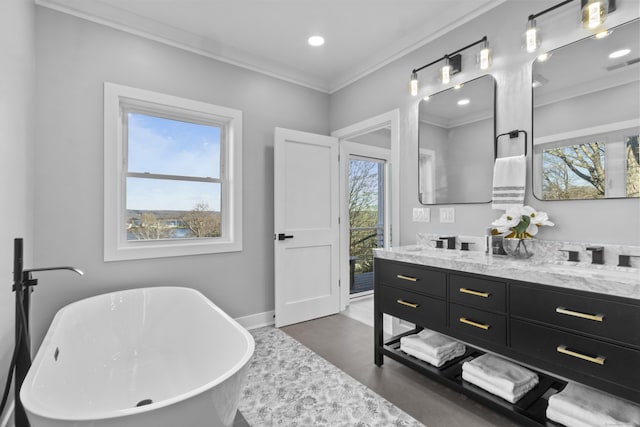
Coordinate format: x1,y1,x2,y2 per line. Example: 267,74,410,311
126,112,223,241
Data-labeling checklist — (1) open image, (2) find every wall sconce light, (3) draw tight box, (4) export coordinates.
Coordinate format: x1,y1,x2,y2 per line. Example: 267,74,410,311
524,0,616,53
581,0,615,29
479,39,492,70
409,36,489,96
525,18,541,53
410,72,419,97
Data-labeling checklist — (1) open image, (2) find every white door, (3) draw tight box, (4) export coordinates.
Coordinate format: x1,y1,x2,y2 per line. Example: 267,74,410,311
274,128,340,327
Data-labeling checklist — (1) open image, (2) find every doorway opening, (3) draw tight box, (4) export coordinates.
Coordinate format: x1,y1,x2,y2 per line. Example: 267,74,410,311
348,156,385,296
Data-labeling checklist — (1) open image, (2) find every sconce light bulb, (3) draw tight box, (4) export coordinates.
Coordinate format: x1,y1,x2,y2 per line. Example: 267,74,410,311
410,72,419,96
441,66,451,84
441,57,451,84
479,47,491,70
525,19,540,53
582,0,608,29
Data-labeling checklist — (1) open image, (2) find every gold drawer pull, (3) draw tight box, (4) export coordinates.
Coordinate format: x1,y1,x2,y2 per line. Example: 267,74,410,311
459,317,490,330
459,288,490,298
556,345,605,365
396,274,418,282
556,307,604,322
555,307,604,322
397,299,419,309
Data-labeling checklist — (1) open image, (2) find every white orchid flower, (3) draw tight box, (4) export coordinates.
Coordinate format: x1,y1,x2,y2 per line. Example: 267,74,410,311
491,205,553,239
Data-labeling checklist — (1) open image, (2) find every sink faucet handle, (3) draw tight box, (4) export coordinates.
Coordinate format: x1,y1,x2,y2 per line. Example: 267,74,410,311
439,236,456,250
558,249,580,262
586,246,604,265
618,254,640,267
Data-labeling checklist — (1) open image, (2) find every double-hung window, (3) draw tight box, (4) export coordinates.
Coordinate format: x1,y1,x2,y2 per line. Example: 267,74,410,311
104,83,242,260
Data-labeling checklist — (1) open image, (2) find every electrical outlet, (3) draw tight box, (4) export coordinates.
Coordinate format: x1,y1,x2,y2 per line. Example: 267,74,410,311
439,207,455,223
412,208,431,222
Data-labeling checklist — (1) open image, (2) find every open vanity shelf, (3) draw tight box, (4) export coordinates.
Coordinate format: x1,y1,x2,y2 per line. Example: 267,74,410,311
373,256,640,426
382,329,566,426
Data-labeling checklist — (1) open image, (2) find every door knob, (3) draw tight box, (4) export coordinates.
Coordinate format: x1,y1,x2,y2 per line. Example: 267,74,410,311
277,233,294,241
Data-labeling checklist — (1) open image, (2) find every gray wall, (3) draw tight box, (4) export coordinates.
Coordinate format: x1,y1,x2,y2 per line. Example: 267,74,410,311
0,0,35,418
30,7,330,346
330,1,640,246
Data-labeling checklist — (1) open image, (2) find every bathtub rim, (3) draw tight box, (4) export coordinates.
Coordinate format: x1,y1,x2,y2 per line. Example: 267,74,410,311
20,286,255,422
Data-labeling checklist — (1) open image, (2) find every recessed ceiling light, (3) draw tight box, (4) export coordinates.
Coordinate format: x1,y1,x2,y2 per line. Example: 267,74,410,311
308,36,325,47
609,49,631,59
457,99,470,106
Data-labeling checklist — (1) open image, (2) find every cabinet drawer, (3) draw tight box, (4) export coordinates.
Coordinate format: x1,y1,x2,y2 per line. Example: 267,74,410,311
378,285,446,329
449,274,506,312
449,303,506,345
377,260,446,298
511,320,640,392
511,285,640,347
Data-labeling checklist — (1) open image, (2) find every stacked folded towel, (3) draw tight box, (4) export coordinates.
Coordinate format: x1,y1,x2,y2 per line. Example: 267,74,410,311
547,382,640,427
462,354,538,403
399,329,466,367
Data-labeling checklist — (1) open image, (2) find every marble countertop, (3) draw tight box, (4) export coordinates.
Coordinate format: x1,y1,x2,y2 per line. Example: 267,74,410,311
374,246,640,300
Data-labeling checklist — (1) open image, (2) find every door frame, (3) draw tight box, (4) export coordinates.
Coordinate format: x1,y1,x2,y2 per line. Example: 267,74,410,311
331,109,400,311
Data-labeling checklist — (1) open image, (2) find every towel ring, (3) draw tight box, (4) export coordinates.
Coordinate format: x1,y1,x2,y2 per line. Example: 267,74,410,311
495,129,527,158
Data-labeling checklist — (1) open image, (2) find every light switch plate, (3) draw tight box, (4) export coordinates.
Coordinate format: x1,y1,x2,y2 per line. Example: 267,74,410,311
439,207,455,223
412,207,431,222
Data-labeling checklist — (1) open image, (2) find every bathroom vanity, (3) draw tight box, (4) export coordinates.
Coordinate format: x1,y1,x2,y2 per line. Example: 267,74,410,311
373,247,640,426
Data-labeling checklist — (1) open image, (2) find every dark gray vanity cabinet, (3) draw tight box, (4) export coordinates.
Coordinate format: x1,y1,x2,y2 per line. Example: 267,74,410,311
374,258,640,425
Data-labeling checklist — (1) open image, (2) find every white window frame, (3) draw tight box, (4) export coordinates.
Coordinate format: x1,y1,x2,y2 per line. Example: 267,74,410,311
104,82,242,261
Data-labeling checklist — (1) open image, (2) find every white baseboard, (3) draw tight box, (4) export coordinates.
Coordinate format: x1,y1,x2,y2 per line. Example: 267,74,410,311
235,310,275,330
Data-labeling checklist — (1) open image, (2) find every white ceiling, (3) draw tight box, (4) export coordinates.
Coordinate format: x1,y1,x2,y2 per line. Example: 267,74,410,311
36,0,506,93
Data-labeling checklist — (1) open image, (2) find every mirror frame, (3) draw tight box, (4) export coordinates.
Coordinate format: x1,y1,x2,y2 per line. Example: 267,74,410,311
531,19,640,202
418,74,497,205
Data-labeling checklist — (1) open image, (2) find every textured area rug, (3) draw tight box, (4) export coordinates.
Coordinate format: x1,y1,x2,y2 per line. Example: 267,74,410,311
238,327,423,426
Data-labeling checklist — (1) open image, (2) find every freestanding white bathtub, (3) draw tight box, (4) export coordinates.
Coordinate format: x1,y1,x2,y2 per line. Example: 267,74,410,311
21,287,254,427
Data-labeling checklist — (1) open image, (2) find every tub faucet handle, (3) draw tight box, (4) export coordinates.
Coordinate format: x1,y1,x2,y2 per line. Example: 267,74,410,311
586,246,604,265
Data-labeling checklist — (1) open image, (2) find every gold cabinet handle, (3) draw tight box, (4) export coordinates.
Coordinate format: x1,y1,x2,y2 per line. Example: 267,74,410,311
397,299,419,308
555,307,604,322
396,274,418,282
556,345,605,365
459,288,490,298
459,317,490,330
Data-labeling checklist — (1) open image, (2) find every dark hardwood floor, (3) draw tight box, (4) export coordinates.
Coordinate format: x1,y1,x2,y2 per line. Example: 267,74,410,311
282,314,519,427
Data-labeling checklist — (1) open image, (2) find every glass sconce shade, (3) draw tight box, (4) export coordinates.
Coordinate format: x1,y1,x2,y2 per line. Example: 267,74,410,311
441,57,451,84
582,0,609,29
479,40,491,70
525,19,541,53
410,72,419,96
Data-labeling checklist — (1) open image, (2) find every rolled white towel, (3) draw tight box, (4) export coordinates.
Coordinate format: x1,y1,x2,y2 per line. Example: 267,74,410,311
462,369,537,403
462,354,538,394
400,329,465,359
400,342,466,368
546,382,640,427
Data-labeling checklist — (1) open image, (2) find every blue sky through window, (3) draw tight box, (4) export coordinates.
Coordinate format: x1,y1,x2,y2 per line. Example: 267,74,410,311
127,113,222,211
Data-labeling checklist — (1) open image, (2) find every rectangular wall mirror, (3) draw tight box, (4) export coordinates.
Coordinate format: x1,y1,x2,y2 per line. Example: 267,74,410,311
418,74,496,205
532,19,640,200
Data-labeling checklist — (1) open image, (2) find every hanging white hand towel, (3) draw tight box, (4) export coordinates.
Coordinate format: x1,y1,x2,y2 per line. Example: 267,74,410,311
492,155,526,210
546,382,640,427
